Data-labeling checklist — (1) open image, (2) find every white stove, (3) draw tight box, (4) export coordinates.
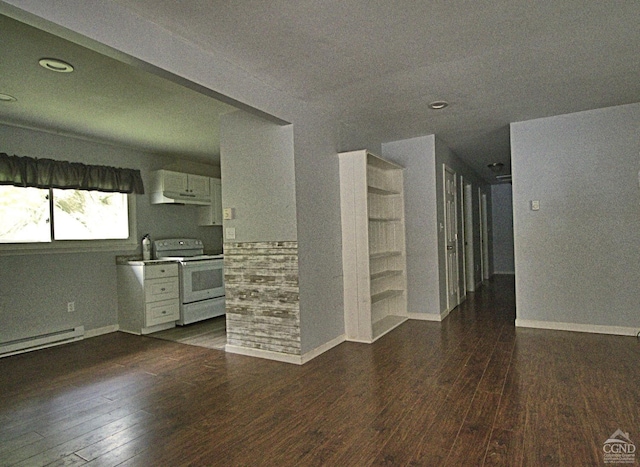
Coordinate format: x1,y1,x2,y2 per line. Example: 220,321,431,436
158,254,224,262
153,238,225,325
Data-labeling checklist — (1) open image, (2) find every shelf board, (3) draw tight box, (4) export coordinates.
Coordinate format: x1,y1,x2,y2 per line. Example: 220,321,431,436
372,315,408,341
369,216,402,222
368,185,400,196
366,152,404,171
370,270,403,281
369,251,402,260
371,289,404,304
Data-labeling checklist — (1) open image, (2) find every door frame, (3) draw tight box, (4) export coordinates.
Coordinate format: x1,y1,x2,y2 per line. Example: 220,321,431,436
443,164,460,312
459,175,467,301
480,191,490,281
464,183,475,292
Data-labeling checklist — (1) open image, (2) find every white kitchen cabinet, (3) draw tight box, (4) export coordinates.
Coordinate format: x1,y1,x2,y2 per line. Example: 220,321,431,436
339,150,408,343
117,262,180,334
150,169,211,205
198,178,223,226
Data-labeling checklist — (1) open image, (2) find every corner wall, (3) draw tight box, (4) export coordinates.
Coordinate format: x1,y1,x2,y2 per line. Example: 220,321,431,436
382,135,488,319
220,111,302,357
511,103,640,334
382,136,440,318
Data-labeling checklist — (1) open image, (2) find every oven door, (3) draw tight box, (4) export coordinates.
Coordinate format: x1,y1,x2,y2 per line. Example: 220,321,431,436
179,259,225,303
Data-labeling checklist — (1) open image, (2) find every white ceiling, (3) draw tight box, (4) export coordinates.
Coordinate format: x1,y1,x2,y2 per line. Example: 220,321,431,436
1,2,639,182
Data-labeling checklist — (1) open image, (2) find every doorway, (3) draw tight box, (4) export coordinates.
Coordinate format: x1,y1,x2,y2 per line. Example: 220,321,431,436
464,184,475,291
443,165,460,312
480,191,490,282
459,175,467,301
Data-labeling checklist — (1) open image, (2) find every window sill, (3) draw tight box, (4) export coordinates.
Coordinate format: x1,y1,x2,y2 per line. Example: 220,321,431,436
0,239,138,256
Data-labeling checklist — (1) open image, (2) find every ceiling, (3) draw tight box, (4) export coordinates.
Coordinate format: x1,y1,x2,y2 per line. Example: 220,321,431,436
0,14,238,164
1,1,639,183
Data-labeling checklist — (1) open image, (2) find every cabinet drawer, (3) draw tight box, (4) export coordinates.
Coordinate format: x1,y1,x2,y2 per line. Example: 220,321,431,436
145,263,178,280
145,299,179,327
145,277,179,302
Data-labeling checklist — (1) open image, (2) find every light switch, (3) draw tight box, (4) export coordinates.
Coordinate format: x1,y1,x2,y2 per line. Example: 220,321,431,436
223,207,235,220
225,227,236,240
531,200,540,211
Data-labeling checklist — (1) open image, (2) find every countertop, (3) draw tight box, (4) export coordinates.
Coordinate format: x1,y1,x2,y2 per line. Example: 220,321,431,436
115,253,224,266
115,255,177,266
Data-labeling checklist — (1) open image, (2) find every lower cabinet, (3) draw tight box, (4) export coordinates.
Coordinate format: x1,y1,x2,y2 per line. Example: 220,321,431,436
117,262,180,334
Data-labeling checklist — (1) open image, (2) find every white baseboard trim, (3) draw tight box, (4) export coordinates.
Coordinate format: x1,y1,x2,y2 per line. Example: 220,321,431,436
301,334,346,364
516,319,639,337
225,344,304,364
408,312,446,322
226,334,348,365
85,324,119,338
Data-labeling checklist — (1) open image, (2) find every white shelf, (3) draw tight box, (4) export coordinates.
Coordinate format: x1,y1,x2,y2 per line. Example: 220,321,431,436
339,149,407,343
372,315,408,341
369,216,402,222
368,185,400,196
371,289,404,304
370,251,402,261
370,270,404,281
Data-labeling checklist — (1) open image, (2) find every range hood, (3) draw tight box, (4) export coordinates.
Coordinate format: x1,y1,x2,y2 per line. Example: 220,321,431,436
150,190,211,205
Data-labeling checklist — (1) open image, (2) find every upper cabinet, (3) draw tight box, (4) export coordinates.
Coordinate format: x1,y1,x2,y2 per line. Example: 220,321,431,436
150,170,211,205
198,178,223,226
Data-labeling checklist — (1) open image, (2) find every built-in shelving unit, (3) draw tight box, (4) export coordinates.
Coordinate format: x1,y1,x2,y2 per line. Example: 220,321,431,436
339,150,408,343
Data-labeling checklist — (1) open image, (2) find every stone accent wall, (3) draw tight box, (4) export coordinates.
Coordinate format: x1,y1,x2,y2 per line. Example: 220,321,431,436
224,241,300,355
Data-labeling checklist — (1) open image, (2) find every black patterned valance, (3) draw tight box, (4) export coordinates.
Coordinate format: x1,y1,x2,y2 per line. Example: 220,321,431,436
0,153,144,194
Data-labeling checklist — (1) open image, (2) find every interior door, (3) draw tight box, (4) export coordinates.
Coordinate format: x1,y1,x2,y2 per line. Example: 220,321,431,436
481,192,490,281
464,184,475,291
459,175,467,301
443,165,459,311
478,187,484,284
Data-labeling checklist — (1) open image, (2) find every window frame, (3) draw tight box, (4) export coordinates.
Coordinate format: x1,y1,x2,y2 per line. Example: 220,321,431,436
0,187,138,255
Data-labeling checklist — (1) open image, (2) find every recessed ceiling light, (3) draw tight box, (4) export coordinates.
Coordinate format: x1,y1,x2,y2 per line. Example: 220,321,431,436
487,162,505,173
428,100,449,110
39,58,74,73
0,93,17,102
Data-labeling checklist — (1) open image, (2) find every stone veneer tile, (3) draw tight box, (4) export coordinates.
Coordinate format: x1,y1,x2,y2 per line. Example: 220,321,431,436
224,241,300,355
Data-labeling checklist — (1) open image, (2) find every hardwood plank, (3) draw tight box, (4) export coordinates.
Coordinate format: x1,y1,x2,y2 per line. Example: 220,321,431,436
8,410,154,467
484,428,525,466
0,275,638,467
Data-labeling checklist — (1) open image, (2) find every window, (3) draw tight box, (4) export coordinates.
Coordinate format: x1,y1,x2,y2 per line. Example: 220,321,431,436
0,153,142,252
0,185,133,246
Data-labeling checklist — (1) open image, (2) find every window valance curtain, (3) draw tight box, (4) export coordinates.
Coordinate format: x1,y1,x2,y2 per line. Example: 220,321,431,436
0,153,144,194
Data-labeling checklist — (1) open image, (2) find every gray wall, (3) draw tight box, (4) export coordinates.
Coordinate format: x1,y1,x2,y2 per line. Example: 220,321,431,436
293,112,345,354
490,184,515,274
382,136,440,316
219,111,297,243
0,124,222,342
511,102,640,330
382,135,489,318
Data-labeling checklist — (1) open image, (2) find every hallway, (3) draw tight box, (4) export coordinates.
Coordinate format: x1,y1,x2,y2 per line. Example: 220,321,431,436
0,275,638,466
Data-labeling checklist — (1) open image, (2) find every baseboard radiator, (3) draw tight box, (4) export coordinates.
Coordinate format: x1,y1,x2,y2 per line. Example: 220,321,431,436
0,326,85,358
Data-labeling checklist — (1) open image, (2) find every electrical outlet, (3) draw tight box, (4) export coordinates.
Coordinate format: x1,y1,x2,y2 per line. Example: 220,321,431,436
67,301,75,312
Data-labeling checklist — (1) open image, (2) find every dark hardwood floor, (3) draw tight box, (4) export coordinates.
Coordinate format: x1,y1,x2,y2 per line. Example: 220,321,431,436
1,275,638,466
